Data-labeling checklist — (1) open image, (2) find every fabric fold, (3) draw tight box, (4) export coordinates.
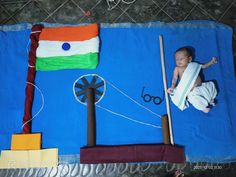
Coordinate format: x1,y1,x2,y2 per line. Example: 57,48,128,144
170,62,202,110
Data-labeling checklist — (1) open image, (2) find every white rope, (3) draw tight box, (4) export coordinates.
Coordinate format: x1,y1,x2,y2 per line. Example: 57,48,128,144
21,82,44,130
106,80,162,118
31,30,42,34
26,38,30,55
72,74,163,129
28,64,35,68
96,104,161,129
26,30,42,67
26,39,35,68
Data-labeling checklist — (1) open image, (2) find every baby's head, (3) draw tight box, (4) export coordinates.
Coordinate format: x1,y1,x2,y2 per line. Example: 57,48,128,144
175,47,193,67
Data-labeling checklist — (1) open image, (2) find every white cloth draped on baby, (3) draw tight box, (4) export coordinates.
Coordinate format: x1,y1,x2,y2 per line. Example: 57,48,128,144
170,62,202,110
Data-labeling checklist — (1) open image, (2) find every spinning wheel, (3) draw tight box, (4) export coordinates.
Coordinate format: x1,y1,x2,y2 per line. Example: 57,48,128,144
73,74,106,105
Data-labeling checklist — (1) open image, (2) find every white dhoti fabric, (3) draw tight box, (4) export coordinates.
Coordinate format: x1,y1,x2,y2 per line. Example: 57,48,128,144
170,62,217,111
187,81,217,111
170,62,202,110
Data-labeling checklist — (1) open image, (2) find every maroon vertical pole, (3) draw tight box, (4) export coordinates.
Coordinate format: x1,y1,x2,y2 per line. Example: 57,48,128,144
86,88,96,147
22,24,44,134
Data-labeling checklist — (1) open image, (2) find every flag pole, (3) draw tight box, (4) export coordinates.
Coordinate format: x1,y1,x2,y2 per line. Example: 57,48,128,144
159,35,174,145
22,24,44,134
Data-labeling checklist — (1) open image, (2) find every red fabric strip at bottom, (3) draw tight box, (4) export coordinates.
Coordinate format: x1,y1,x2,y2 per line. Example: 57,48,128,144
80,144,185,164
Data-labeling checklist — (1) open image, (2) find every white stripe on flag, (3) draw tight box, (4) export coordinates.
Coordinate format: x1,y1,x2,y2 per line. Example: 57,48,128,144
36,36,99,57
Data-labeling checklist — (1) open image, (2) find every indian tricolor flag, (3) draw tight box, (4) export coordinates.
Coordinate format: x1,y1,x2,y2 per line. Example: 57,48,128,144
36,24,99,71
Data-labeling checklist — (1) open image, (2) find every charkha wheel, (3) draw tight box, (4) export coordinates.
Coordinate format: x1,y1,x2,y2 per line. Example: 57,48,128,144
73,74,106,105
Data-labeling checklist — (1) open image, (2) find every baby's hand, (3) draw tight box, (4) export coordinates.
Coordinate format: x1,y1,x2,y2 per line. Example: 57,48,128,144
174,170,184,177
211,57,218,64
167,87,174,94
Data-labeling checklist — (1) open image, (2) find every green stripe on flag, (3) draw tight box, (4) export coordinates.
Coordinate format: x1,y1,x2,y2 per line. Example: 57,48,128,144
36,53,98,71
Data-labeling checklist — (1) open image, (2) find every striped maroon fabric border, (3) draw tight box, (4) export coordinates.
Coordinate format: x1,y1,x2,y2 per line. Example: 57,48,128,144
80,144,185,164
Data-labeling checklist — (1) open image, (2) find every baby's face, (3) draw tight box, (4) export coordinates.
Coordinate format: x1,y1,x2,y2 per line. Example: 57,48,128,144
175,51,191,67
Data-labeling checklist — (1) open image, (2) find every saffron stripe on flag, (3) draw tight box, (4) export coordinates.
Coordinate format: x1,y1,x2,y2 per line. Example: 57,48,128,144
36,37,99,57
36,53,98,71
39,24,98,41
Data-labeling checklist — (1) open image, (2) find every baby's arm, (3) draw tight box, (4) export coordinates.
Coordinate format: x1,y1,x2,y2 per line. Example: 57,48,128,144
202,57,218,69
167,67,178,94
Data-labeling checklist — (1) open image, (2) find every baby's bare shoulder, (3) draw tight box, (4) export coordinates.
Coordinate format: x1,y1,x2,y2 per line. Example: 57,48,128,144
173,67,180,77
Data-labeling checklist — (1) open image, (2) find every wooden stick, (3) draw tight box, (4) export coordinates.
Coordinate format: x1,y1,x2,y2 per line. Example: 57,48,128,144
162,114,171,145
159,35,174,145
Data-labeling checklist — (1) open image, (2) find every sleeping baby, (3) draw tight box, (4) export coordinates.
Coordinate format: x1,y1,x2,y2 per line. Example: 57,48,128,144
167,47,218,113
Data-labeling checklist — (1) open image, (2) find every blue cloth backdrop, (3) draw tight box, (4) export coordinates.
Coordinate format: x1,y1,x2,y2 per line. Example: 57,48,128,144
0,21,236,162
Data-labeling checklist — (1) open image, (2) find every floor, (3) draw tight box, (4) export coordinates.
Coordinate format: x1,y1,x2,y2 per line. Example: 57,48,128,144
0,0,236,176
